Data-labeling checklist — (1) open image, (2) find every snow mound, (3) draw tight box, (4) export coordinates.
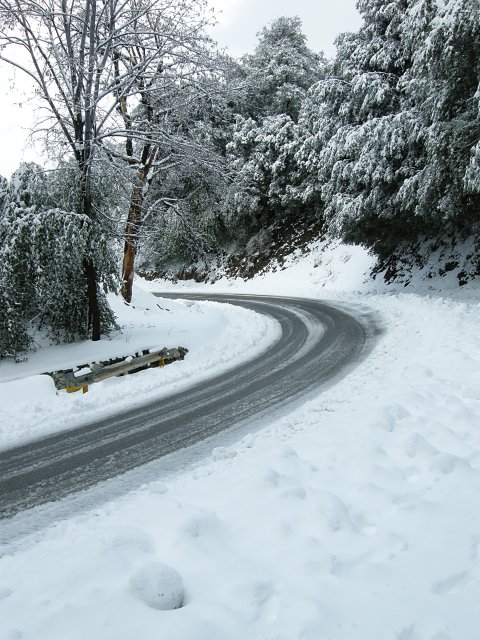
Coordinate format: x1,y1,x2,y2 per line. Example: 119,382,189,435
101,527,154,557
129,562,184,611
0,374,57,413
212,446,237,461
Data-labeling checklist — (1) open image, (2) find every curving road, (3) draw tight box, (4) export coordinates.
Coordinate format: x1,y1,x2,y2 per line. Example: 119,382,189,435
0,294,374,520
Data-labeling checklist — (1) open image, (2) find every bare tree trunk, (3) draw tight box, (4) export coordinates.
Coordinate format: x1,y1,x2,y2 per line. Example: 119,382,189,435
121,180,145,303
80,143,101,340
121,148,157,302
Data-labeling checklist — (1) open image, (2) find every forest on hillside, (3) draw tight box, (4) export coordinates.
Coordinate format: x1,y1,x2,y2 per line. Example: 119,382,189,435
0,0,479,357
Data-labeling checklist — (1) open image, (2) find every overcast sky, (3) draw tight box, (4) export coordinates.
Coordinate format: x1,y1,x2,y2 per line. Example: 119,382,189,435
0,0,361,178
210,0,361,58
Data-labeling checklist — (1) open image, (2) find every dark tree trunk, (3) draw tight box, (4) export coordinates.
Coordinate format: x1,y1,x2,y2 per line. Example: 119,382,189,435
81,149,102,341
84,257,101,341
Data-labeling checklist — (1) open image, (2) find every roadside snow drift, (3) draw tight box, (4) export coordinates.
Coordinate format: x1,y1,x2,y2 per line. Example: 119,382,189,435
0,287,279,450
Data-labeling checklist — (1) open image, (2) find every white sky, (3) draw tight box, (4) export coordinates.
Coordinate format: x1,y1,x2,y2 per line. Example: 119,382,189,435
0,0,361,179
0,66,42,179
209,0,361,58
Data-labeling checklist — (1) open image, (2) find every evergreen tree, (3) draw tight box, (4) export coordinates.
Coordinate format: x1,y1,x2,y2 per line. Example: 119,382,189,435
308,0,480,258
317,0,416,254
293,76,351,223
403,0,480,234
0,164,117,358
241,16,325,122
225,17,325,240
226,114,302,234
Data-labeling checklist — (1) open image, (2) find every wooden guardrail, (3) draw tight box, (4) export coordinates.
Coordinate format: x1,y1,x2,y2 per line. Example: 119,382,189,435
51,347,188,393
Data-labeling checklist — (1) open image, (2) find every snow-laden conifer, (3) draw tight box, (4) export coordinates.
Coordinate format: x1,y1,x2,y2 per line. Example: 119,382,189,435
0,164,117,358
304,0,480,259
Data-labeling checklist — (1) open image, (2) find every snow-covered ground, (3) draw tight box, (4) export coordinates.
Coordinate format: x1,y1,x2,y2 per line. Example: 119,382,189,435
1,242,480,639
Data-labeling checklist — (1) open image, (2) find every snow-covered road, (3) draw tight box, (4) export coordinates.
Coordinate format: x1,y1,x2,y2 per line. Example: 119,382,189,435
0,294,373,520
1,242,480,638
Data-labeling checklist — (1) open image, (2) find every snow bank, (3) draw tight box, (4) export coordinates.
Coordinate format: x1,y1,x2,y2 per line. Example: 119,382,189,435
0,286,279,450
139,239,377,295
0,375,57,413
143,237,480,299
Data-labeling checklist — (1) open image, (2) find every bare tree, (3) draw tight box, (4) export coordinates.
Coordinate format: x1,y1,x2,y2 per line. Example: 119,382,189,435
0,0,218,320
106,0,218,302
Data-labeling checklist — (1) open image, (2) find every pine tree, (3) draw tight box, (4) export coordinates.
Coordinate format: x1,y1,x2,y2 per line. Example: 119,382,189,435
241,16,325,122
225,17,325,239
313,0,416,254
403,0,480,234
306,0,480,258
226,114,302,233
